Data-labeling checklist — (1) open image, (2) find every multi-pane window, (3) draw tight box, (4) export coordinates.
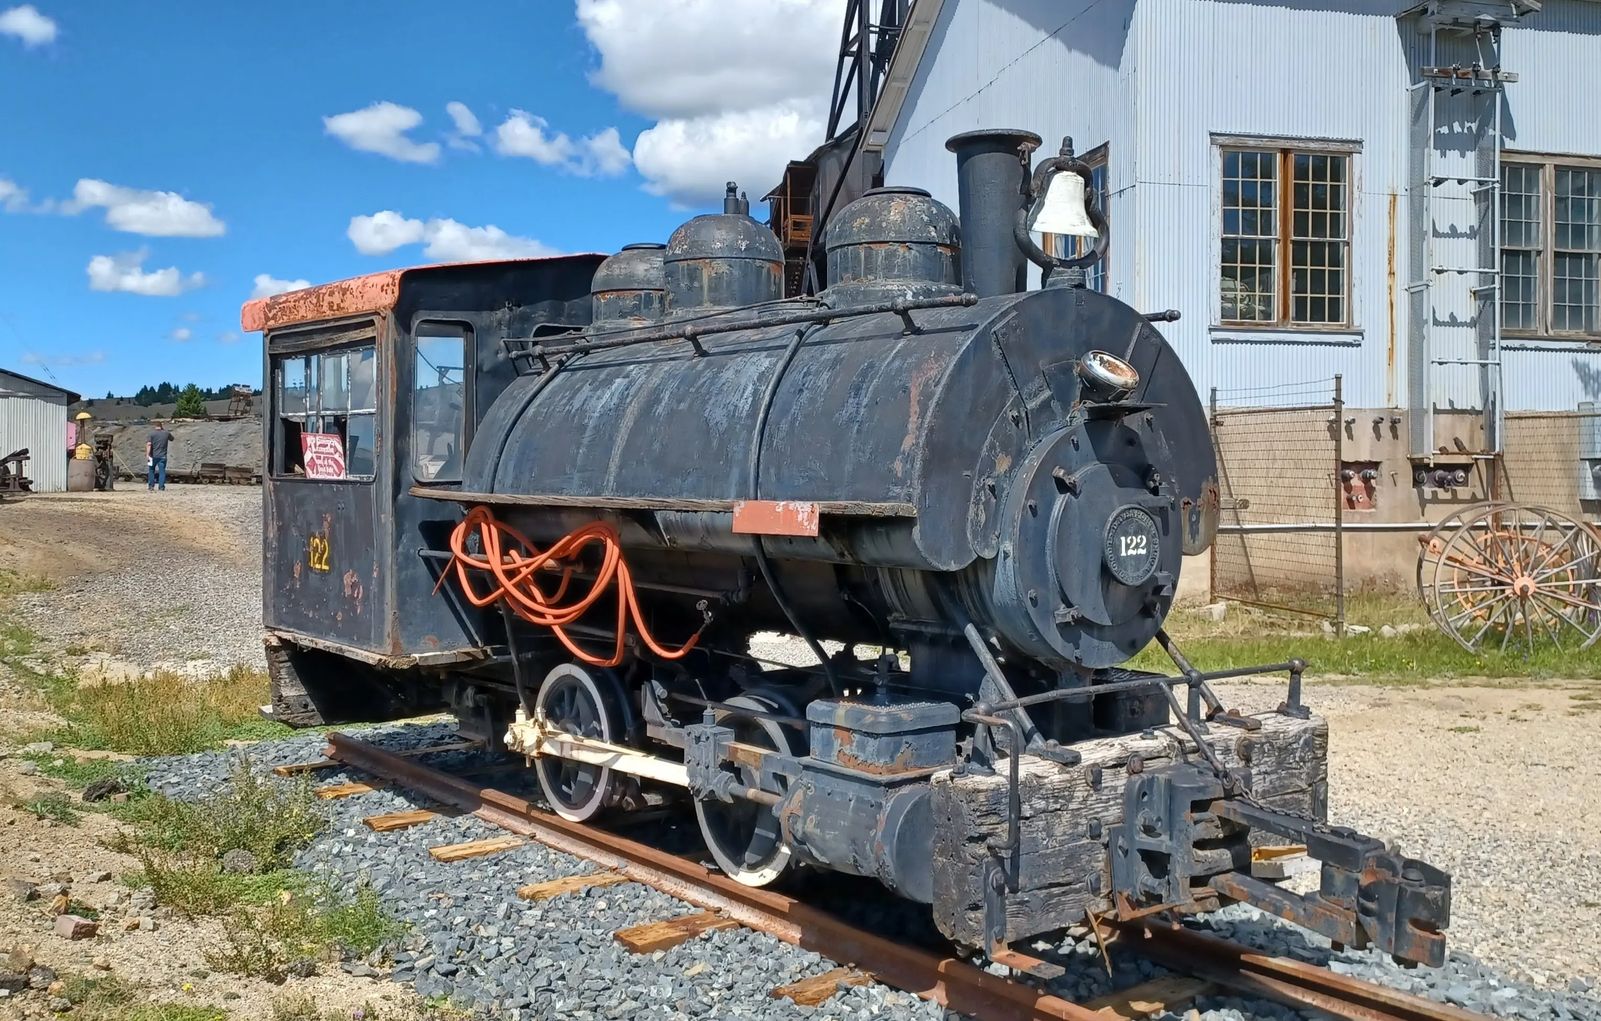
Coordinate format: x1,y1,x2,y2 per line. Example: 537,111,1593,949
1501,158,1601,338
1219,145,1352,328
1045,144,1110,293
274,344,378,480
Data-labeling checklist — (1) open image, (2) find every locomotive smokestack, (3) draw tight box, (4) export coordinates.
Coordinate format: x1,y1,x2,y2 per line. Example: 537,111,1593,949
945,129,1042,297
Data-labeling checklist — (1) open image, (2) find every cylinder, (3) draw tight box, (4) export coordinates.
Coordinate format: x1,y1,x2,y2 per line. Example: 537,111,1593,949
591,243,666,326
823,186,962,305
664,183,784,315
944,129,1041,298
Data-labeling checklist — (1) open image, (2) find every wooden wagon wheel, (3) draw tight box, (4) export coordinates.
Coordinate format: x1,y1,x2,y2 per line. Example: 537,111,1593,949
1418,502,1601,652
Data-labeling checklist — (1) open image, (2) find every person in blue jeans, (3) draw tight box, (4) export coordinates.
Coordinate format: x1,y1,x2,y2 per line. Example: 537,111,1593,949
146,421,173,491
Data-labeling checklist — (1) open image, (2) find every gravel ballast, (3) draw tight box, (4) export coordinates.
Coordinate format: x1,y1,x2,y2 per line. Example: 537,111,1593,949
139,728,1601,1021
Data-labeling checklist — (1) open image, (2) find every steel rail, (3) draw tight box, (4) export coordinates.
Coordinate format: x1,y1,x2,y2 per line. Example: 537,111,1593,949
325,733,1489,1021
324,732,1103,1021
1108,919,1485,1021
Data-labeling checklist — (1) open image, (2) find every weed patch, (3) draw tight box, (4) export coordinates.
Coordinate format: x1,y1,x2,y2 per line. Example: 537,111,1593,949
0,568,55,596
272,995,474,1021
109,761,325,916
48,666,288,755
209,881,403,982
21,790,81,824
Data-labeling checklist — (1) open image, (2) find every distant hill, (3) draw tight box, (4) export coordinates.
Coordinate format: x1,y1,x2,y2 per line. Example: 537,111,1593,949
72,395,258,422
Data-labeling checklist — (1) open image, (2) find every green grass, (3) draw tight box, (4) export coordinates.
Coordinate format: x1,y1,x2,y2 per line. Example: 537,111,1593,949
1139,592,1601,683
271,996,474,1021
45,666,290,756
21,790,82,824
208,881,404,982
126,1008,230,1021
21,752,145,788
109,762,327,917
47,973,230,1021
0,568,55,596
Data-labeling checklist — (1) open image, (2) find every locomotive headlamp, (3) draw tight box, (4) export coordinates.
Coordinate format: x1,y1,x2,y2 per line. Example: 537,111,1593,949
1077,350,1140,402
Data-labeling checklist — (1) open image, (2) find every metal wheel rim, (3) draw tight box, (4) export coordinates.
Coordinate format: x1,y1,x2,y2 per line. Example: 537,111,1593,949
534,663,623,822
1418,502,1601,653
693,692,796,887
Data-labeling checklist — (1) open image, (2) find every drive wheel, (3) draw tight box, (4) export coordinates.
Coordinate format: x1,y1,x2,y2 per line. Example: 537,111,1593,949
693,692,798,887
533,663,628,822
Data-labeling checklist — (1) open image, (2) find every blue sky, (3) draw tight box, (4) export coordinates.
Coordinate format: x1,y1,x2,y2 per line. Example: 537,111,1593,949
0,1,840,399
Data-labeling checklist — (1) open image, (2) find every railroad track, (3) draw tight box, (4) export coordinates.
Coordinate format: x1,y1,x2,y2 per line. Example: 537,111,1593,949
313,731,1485,1021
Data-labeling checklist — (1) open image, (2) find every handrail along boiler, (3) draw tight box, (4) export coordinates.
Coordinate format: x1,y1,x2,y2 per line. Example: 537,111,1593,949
243,128,1451,970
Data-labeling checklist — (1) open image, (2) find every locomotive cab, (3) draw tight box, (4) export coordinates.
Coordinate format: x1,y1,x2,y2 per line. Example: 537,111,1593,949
242,257,603,726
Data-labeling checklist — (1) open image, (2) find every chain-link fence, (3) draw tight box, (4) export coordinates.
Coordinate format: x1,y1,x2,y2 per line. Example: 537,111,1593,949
1209,377,1345,627
1499,407,1601,518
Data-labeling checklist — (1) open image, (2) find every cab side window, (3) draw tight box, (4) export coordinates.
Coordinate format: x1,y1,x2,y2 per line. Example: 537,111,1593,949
273,344,378,480
413,324,469,483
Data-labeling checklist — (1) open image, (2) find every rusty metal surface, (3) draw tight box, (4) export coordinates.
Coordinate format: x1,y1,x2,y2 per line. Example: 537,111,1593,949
731,500,822,537
1110,919,1487,1021
242,254,607,334
324,732,1106,1021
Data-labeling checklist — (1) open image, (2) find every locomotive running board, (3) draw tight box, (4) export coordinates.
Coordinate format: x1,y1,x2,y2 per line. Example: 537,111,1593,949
408,485,916,518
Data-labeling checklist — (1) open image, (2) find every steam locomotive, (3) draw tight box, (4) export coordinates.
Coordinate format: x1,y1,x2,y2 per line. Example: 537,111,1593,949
243,128,1451,970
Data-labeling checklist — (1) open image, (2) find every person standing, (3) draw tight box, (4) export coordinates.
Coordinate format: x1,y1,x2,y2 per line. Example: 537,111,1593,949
146,420,173,492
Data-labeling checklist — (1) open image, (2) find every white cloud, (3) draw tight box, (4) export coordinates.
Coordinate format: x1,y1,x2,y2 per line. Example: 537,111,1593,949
323,102,441,164
347,210,558,262
65,179,225,237
86,250,205,297
576,0,836,204
169,327,193,342
0,5,57,47
444,100,483,151
446,101,482,138
251,273,312,299
347,210,427,255
216,331,240,344
493,111,631,177
21,350,103,367
576,0,836,120
0,177,38,212
634,101,824,206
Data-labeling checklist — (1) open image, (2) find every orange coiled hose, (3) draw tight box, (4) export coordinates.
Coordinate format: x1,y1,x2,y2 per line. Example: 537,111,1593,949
443,505,703,668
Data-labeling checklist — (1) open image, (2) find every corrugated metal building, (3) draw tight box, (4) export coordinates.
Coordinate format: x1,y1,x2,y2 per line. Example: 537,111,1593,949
0,368,77,493
874,0,1601,426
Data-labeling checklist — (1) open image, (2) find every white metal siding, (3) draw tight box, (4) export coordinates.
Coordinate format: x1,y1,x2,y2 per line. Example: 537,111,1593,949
880,0,1601,411
883,0,1139,300
0,377,68,492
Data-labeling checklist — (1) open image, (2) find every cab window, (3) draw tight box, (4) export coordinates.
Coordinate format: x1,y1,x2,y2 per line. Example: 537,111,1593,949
274,344,378,480
412,323,468,483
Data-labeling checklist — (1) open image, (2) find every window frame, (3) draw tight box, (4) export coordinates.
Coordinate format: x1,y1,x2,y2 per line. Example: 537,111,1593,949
1501,152,1601,343
270,334,380,483
410,318,473,485
1213,135,1359,332
1042,142,1110,294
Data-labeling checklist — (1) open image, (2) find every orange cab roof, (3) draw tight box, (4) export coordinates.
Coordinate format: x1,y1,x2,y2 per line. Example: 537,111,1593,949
240,254,605,334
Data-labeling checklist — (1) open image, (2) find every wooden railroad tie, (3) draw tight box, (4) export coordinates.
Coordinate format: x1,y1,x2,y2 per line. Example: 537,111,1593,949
362,809,439,832
614,910,737,954
517,871,632,902
1082,975,1216,1020
428,836,527,862
313,780,388,800
278,739,482,777
273,758,337,777
770,967,871,1007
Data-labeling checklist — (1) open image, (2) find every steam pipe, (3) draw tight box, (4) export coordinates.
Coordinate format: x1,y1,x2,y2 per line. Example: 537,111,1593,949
944,129,1042,297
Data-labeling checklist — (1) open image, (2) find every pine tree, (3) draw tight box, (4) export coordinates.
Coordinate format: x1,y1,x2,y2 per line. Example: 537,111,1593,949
174,383,206,418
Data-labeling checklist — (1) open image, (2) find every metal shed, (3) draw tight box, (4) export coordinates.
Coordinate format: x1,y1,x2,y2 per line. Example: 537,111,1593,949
0,368,79,493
